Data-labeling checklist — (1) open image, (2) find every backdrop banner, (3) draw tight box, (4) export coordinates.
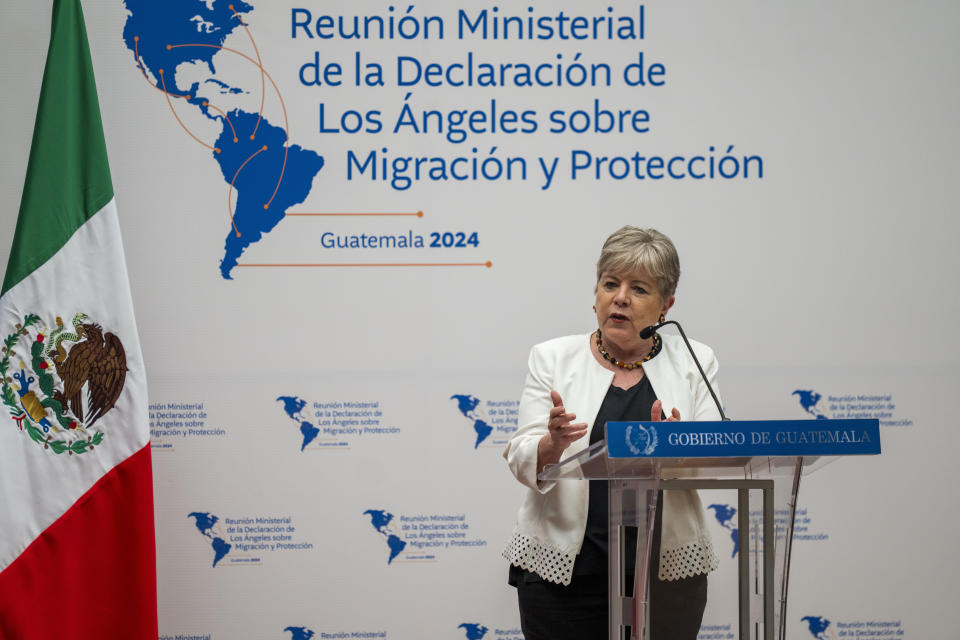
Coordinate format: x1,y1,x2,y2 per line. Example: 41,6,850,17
1,1,957,639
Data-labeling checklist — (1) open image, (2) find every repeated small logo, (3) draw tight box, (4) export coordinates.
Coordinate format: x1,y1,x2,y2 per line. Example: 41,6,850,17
802,617,904,639
2,312,127,455
450,394,518,448
189,511,313,566
792,389,912,427
461,628,522,640
458,623,488,640
285,629,387,639
706,504,739,558
364,508,489,563
278,395,399,450
625,423,657,455
709,503,827,558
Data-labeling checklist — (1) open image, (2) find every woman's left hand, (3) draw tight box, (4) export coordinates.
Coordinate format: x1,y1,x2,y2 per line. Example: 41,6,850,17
650,399,680,422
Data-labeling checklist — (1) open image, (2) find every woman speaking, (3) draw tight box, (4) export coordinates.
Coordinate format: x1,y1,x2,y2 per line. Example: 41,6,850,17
503,226,721,639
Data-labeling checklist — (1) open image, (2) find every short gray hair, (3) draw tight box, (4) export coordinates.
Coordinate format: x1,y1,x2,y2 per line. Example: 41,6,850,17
596,226,680,300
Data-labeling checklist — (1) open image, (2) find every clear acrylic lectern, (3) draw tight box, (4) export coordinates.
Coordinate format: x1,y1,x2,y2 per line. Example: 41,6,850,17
538,418,881,640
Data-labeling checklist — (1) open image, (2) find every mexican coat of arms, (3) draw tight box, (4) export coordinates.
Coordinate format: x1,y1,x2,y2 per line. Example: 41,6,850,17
2,312,127,455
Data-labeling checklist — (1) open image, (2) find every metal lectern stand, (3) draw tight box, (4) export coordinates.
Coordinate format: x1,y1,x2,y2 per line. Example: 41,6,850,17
538,419,881,640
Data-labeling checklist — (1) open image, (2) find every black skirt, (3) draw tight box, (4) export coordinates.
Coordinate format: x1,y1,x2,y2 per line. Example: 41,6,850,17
514,572,707,640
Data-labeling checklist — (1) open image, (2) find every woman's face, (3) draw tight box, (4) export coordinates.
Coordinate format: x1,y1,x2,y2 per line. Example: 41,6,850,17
594,267,674,350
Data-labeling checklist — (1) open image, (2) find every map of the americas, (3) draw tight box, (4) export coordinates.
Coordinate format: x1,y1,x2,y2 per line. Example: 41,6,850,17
277,395,320,451
451,394,494,448
801,615,831,639
363,509,406,564
284,627,315,640
793,390,828,419
188,511,232,567
459,623,489,639
707,503,739,558
122,0,324,279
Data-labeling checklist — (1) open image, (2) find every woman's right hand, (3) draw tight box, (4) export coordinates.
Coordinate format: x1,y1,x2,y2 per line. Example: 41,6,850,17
537,391,588,472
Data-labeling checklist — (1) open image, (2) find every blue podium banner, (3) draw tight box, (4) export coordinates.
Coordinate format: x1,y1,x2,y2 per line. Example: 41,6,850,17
605,419,881,459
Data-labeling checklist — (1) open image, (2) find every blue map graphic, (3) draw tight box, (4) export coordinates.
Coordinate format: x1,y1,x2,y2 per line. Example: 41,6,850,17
363,509,407,564
707,504,739,558
277,395,320,451
188,511,232,567
793,390,828,419
284,627,315,640
451,394,494,448
207,78,243,94
459,623,489,639
801,616,831,639
122,0,324,280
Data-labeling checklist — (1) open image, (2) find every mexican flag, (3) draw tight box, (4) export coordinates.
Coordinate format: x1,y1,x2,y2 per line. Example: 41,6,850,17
0,1,158,637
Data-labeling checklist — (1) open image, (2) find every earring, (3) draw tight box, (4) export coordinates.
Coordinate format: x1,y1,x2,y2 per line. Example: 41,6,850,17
658,314,665,324
593,305,596,312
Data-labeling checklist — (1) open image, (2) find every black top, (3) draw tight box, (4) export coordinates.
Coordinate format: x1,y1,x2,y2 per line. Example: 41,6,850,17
509,375,659,586
573,375,658,577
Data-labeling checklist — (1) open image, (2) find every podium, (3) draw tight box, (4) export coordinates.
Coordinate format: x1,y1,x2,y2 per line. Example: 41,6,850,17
538,418,881,640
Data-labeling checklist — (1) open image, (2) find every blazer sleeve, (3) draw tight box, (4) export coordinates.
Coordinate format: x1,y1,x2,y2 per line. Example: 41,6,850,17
502,343,556,493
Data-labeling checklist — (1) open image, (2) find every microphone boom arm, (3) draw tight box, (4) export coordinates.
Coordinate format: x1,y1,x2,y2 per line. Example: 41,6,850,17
644,320,729,421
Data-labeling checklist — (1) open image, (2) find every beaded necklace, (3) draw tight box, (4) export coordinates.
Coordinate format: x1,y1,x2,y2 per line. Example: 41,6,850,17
595,330,661,370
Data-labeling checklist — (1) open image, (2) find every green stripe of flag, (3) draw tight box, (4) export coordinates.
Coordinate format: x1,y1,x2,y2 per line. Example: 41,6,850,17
2,0,114,295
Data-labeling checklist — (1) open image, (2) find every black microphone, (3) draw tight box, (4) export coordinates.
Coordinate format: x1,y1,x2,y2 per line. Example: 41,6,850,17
639,323,659,340
641,319,729,421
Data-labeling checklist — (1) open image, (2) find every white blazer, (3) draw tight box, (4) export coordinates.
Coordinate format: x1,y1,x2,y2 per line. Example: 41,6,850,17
502,333,721,585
